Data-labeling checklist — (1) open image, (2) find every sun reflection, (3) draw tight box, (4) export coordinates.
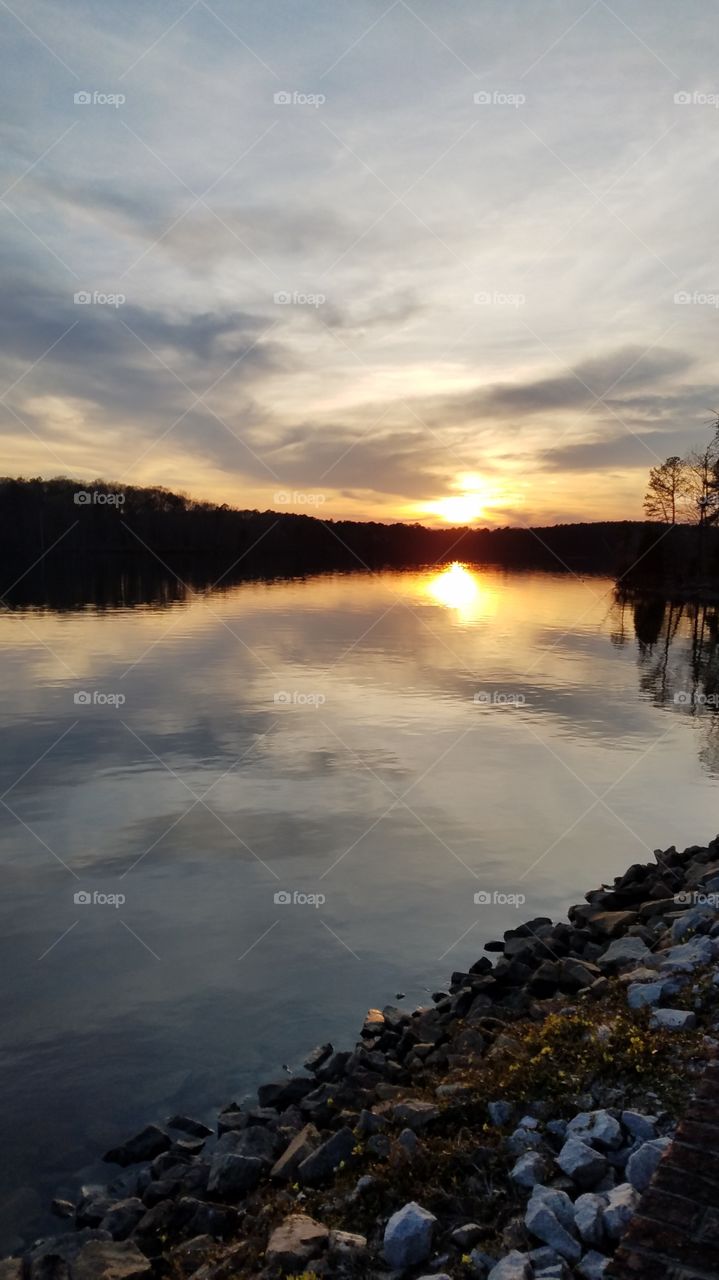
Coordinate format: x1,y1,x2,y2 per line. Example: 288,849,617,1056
425,563,496,622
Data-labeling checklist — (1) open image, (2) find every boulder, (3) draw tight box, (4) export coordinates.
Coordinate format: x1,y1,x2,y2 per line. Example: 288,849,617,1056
328,1229,367,1258
166,1115,212,1138
265,1213,329,1271
206,1153,264,1197
626,982,665,1009
303,1043,333,1072
597,938,650,971
658,937,716,972
450,1223,483,1249
566,1110,622,1150
556,1137,608,1188
257,1077,315,1110
270,1123,320,1180
487,1249,533,1278
525,1197,581,1262
602,1182,639,1240
488,1101,514,1126
511,1152,549,1189
72,1241,152,1280
649,1008,696,1030
621,1111,658,1142
626,1137,671,1191
296,1126,355,1184
392,1100,439,1130
103,1125,170,1166
573,1192,606,1247
577,1253,610,1279
98,1199,145,1240
383,1201,437,1269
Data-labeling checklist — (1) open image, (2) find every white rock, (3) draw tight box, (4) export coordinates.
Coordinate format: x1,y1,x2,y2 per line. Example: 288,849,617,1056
566,1110,622,1150
383,1201,437,1269
602,1182,639,1240
556,1137,608,1188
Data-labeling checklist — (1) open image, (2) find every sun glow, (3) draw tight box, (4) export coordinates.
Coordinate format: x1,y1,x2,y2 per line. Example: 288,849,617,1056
427,475,495,525
425,563,497,622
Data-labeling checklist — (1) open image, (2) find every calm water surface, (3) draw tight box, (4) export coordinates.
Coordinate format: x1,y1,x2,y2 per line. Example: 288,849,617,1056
1,565,718,1248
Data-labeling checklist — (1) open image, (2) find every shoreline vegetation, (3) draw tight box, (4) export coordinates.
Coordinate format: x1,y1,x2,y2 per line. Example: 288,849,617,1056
4,476,719,608
7,838,719,1279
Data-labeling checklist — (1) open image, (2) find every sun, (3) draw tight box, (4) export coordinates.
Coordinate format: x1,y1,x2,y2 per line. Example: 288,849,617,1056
427,475,494,525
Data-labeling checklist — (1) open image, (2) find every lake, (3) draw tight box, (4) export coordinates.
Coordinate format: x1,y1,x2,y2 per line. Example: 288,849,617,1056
1,563,718,1250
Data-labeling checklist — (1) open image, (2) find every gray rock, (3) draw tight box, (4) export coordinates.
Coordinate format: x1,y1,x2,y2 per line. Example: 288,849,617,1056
621,1111,658,1142
487,1252,532,1280
659,936,716,972
566,1110,622,1150
270,1123,320,1180
573,1192,606,1247
207,1153,264,1197
469,1250,498,1278
103,1125,170,1167
506,1126,543,1156
488,1101,514,1126
71,1240,151,1280
166,1114,212,1138
577,1253,610,1280
650,1007,697,1030
627,982,665,1009
303,1043,333,1072
265,1213,329,1270
602,1182,639,1240
534,1266,569,1280
528,1186,576,1232
393,1100,439,1130
672,903,716,942
50,1198,75,1219
556,1137,608,1188
525,1198,581,1263
597,937,650,971
98,1198,145,1240
626,1137,671,1191
328,1229,367,1257
297,1126,355,1184
383,1201,437,1269
450,1223,484,1249
511,1152,548,1189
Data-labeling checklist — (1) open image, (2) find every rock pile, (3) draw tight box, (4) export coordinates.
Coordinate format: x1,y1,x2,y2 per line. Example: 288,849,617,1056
6,837,719,1279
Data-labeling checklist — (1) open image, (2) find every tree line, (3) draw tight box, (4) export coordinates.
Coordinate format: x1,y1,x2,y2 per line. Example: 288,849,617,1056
644,416,719,525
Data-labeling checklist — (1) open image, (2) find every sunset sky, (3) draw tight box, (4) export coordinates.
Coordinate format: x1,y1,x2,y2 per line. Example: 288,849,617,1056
1,0,717,526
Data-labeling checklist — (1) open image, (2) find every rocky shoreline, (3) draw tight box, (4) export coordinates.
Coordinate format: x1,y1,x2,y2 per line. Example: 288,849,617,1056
7,838,719,1280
